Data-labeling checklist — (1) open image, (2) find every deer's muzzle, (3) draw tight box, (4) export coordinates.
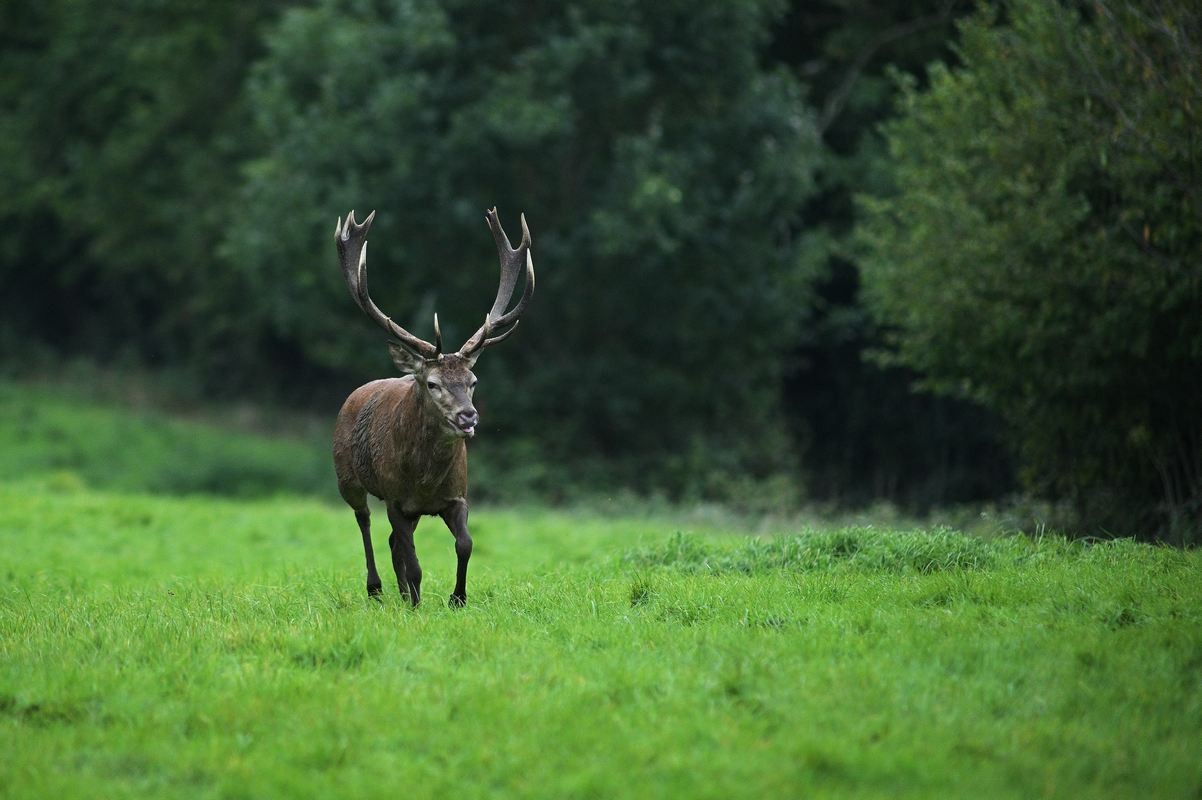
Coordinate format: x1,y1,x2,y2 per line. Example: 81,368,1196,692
451,409,478,438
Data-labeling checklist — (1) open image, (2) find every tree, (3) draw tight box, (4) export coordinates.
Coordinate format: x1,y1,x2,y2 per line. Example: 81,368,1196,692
769,0,1014,509
857,0,1202,540
226,0,823,501
0,0,292,366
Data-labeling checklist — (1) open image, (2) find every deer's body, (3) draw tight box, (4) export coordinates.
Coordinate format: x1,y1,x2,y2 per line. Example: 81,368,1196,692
333,376,467,516
331,208,533,607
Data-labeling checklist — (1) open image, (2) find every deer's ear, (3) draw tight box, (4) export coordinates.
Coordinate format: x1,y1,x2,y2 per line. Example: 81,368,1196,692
388,343,427,375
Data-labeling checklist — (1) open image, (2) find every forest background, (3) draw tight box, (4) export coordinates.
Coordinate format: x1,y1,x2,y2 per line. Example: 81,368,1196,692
1,0,1198,543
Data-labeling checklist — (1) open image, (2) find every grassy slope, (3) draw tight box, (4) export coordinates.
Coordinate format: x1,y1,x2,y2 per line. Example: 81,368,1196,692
0,382,331,498
1,382,1200,798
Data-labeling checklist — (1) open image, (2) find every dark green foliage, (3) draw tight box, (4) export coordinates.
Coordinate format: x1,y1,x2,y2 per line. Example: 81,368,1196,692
0,0,824,503
226,0,822,496
770,0,1015,509
857,0,1202,541
0,1,289,365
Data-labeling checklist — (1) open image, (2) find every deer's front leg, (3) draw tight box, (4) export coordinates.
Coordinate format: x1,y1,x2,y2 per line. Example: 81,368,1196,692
386,503,422,607
440,499,473,608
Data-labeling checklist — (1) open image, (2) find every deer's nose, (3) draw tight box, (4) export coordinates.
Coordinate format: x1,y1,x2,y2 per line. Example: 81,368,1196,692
456,409,479,427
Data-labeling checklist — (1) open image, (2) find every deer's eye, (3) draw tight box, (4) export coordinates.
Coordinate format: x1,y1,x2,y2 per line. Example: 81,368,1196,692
469,380,478,391
426,381,440,391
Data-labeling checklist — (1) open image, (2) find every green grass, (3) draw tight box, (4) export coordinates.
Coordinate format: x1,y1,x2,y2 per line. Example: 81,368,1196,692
0,381,331,497
1,476,1200,799
1,382,1200,798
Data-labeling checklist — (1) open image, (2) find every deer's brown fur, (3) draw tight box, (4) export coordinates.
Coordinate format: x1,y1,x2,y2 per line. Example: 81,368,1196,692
334,375,468,517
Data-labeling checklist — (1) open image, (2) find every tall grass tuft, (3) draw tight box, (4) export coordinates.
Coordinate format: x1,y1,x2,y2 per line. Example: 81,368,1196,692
624,528,1007,574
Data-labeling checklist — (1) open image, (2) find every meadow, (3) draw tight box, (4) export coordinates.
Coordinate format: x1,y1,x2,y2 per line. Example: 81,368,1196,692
1,382,1199,798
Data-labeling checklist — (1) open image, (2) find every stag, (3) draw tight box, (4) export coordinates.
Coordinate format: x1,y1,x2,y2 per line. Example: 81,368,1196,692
332,207,534,607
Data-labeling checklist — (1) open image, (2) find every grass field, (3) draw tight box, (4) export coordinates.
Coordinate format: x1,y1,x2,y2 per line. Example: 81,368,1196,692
1,383,1200,798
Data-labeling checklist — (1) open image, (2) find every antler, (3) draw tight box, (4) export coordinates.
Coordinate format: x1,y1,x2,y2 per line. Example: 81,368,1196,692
458,208,535,359
335,210,439,359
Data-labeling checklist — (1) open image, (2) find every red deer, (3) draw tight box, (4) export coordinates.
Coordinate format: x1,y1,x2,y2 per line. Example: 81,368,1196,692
332,208,534,607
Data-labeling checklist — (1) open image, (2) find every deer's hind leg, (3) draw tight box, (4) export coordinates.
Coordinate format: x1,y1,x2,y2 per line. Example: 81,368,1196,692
386,502,422,607
340,483,382,598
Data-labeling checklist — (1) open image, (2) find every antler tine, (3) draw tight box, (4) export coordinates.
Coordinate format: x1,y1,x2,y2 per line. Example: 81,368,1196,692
459,209,535,358
335,210,438,359
484,208,532,321
481,320,520,348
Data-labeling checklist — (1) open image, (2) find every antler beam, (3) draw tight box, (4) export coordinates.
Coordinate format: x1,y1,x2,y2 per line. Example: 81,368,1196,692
458,208,535,358
335,210,439,359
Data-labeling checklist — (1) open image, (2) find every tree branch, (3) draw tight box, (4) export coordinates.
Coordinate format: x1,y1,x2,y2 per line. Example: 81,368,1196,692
818,1,959,136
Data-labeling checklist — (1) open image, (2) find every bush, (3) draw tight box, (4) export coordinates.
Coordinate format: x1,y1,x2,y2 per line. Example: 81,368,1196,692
856,0,1202,542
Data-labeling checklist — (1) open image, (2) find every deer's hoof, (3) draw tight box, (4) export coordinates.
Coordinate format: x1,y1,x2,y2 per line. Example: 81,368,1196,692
448,593,467,608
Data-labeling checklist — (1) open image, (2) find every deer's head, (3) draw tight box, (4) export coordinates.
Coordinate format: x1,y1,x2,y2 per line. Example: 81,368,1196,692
335,208,534,440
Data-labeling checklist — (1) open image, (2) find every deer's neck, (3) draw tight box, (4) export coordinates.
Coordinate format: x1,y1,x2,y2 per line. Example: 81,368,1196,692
394,384,463,485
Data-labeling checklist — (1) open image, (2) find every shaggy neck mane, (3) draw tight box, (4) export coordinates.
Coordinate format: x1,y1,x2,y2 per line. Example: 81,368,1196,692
396,381,463,488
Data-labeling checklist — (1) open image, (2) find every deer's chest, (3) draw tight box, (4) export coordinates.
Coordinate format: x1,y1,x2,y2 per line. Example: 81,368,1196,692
370,441,467,515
